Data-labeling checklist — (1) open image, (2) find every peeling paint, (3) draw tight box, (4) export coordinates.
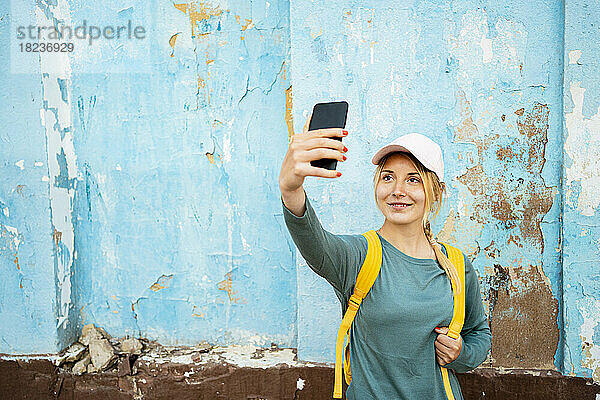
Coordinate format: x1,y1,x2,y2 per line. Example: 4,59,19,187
37,0,78,330
285,85,293,140
445,7,559,370
173,2,222,38
149,275,174,292
218,271,247,304
235,14,254,40
490,262,558,368
205,152,216,164
564,81,600,216
169,33,180,57
578,298,600,381
0,225,22,258
455,100,557,367
0,225,23,283
568,50,582,65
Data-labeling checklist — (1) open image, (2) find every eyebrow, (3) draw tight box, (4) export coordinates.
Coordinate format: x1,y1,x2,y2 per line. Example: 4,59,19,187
381,170,420,176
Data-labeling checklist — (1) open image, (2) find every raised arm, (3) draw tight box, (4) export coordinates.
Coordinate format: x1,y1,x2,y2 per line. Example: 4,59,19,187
279,115,365,295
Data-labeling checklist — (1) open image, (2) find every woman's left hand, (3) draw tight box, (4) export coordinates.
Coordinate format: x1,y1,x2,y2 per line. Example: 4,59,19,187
434,326,463,366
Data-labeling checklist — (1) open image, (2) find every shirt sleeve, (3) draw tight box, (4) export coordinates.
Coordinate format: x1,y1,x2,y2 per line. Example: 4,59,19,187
444,255,492,373
281,193,367,297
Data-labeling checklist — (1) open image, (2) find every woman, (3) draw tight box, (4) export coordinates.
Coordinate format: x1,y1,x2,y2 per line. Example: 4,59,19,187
279,114,492,399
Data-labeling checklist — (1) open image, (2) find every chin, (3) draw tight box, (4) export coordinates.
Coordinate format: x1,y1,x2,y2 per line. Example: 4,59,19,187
388,217,419,226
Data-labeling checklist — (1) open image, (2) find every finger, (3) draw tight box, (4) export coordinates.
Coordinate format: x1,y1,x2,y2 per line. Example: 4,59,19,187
435,338,455,352
435,327,449,335
304,137,347,152
298,148,346,163
303,113,312,133
435,347,452,363
302,165,343,179
437,335,461,353
308,127,346,138
435,344,455,361
436,354,449,366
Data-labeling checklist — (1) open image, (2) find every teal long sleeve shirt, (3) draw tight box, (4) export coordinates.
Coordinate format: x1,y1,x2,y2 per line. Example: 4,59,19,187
283,195,492,400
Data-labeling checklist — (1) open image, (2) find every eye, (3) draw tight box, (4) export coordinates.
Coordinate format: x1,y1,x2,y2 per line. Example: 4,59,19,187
382,174,393,182
408,176,421,183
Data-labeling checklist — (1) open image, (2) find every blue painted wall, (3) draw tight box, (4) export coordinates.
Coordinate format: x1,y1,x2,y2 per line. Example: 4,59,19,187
2,0,295,352
1,0,599,384
563,0,600,380
0,0,58,353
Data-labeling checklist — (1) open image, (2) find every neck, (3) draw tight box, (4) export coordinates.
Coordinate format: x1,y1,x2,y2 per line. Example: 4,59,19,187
377,220,434,259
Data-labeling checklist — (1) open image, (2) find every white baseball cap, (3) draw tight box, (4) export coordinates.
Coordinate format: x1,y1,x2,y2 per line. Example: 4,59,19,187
371,133,445,182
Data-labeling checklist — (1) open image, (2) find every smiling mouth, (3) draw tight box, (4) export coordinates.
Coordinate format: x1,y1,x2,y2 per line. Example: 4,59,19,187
388,203,412,210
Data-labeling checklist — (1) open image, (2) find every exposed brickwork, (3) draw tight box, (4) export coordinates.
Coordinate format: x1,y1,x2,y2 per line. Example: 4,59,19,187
2,359,600,400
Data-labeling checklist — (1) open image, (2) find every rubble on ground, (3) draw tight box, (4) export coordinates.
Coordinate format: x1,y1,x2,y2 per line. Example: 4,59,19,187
55,324,304,378
55,323,214,376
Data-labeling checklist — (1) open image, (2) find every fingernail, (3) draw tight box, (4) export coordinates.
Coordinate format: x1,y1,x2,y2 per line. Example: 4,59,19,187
342,130,348,136
343,146,348,152
342,155,347,161
336,172,342,177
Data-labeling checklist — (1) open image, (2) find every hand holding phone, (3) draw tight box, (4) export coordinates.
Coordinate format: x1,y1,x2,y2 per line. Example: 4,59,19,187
279,101,348,203
308,101,348,170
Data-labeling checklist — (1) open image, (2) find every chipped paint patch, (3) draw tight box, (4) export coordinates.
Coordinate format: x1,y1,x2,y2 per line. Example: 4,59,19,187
490,263,558,368
169,33,180,57
217,271,247,304
446,7,559,370
0,224,23,280
136,343,321,370
568,50,582,65
205,152,216,164
564,81,600,216
150,275,174,292
173,2,222,38
0,225,22,257
578,298,600,382
285,85,293,140
37,0,78,329
455,102,557,367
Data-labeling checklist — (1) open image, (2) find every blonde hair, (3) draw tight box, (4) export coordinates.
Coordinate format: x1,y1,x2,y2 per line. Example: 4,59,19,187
373,153,461,294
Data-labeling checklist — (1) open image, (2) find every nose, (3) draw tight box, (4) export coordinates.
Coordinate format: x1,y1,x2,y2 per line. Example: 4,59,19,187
391,180,407,197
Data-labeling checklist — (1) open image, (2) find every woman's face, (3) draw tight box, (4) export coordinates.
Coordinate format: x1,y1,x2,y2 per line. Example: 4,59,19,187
375,153,428,228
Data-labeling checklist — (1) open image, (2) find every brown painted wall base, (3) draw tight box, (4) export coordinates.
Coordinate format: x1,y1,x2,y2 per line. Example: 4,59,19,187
1,359,599,400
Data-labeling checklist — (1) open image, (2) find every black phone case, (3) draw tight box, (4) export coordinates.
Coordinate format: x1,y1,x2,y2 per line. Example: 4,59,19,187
309,101,348,170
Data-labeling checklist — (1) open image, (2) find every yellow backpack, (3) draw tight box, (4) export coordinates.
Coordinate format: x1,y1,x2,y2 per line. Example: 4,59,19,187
333,230,466,399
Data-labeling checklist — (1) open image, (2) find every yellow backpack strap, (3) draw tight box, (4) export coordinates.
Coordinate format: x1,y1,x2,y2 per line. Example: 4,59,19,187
333,230,382,398
438,242,466,400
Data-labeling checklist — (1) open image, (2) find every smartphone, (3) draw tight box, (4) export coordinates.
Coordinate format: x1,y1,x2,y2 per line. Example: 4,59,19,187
309,101,348,170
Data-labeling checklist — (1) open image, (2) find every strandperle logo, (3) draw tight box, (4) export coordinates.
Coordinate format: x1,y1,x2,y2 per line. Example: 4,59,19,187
15,19,146,46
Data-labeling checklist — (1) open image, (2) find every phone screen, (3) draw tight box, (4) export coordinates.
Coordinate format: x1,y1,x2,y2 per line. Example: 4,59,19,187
309,101,348,170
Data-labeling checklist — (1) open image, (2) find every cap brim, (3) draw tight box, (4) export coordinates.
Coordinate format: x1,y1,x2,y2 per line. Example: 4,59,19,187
371,145,410,165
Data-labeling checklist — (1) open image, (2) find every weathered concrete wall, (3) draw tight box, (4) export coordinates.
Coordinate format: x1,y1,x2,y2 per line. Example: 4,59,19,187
563,0,600,381
0,0,60,353
1,0,599,387
68,0,295,348
2,0,295,352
